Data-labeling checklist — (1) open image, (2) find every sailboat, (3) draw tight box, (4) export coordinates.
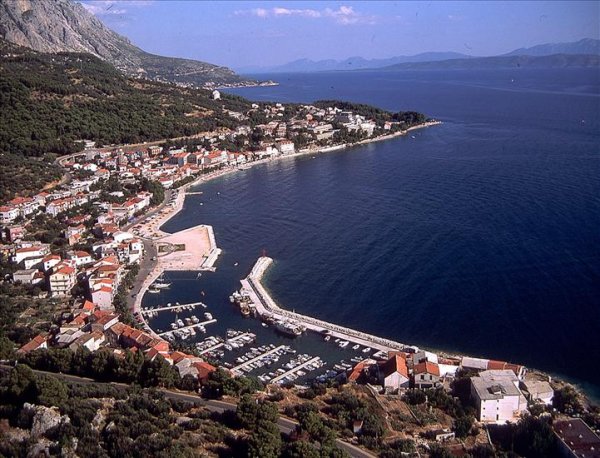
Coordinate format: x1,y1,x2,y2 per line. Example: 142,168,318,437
152,274,171,289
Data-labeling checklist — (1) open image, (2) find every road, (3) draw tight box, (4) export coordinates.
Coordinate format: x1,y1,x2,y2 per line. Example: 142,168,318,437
1,365,375,458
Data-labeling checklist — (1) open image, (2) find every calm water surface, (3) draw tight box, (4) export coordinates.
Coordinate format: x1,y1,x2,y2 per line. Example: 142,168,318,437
161,69,600,398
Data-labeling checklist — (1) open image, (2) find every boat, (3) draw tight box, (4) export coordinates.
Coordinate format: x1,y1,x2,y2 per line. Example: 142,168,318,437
362,347,372,353
176,319,184,328
352,344,360,350
191,315,199,324
338,341,349,348
147,287,160,294
274,320,304,337
152,275,171,289
324,335,331,342
204,312,213,320
240,303,251,317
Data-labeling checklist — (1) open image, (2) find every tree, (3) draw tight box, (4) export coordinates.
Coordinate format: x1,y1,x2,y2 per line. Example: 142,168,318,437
453,415,474,438
236,394,258,429
281,440,320,458
247,418,282,458
33,374,68,407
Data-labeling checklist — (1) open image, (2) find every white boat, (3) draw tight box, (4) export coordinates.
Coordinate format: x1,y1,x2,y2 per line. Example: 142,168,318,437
274,320,303,337
176,319,184,328
339,341,349,348
147,287,160,294
352,344,360,350
204,312,213,320
324,336,331,342
362,347,372,353
191,315,199,324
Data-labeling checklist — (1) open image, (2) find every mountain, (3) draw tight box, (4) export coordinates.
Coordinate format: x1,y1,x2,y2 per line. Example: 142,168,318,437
236,52,471,74
0,0,250,87
505,38,600,57
379,53,600,71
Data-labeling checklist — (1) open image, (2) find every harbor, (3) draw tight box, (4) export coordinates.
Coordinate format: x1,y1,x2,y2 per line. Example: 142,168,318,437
236,256,408,354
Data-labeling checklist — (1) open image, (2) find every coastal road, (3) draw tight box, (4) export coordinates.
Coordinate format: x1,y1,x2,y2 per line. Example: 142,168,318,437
1,366,375,458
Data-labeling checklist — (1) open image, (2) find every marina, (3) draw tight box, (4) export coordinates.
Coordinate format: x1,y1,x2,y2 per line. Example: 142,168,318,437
231,345,288,376
158,319,217,337
270,356,323,385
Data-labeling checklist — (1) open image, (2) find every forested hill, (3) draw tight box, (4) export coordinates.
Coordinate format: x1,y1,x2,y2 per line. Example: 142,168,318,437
0,38,252,200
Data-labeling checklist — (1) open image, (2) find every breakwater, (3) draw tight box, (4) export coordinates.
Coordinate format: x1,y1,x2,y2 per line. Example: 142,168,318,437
240,257,409,353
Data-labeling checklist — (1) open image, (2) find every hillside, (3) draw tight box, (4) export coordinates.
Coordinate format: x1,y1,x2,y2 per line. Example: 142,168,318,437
0,38,253,200
505,38,600,57
379,53,600,71
0,0,250,87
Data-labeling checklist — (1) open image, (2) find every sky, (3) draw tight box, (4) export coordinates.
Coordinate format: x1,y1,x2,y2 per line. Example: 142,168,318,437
79,1,599,69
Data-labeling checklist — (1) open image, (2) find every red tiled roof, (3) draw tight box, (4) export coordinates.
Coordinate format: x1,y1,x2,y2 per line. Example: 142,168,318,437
380,354,409,379
414,361,441,377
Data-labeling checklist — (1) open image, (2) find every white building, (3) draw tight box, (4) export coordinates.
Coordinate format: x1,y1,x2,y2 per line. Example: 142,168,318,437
379,354,410,391
49,264,77,297
212,90,221,100
276,140,295,155
471,370,527,424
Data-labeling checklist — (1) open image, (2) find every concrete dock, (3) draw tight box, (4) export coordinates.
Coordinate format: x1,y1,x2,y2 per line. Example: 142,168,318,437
141,301,206,316
270,356,321,384
231,345,287,376
240,257,409,354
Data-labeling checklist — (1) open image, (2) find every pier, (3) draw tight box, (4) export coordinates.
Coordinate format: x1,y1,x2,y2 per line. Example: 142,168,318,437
197,332,254,355
270,356,321,384
240,257,409,354
158,319,217,337
231,345,287,376
141,301,206,316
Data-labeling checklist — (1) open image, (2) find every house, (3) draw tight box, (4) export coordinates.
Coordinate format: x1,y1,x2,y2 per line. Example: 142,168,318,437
470,370,527,424
413,361,442,389
520,380,554,405
48,263,77,297
553,418,600,458
68,251,94,267
13,269,43,285
212,90,220,100
43,254,62,272
0,206,19,224
3,225,25,242
90,285,114,310
69,331,105,352
275,140,295,155
17,334,48,355
193,361,216,382
379,354,410,391
89,311,119,332
12,245,50,266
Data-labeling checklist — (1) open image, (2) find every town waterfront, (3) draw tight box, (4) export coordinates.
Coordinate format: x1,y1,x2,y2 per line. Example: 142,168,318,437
159,68,600,398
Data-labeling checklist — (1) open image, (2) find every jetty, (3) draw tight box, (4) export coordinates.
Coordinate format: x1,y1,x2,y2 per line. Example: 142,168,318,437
140,301,206,316
240,257,408,353
197,332,254,356
270,356,321,384
158,319,217,337
231,345,287,376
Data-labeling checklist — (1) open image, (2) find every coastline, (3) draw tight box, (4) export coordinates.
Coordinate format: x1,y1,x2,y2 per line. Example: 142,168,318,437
130,120,441,347
153,120,442,232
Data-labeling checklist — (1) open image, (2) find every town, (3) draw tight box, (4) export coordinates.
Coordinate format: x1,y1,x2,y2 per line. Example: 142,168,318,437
1,97,598,458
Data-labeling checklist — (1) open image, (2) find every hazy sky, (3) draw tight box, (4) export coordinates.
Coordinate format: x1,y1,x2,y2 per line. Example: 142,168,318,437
80,1,599,69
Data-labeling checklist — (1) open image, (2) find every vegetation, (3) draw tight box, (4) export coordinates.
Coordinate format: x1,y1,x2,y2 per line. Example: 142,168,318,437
0,38,252,200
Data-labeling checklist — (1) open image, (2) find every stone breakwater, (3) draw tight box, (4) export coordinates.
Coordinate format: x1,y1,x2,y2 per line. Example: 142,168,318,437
240,257,410,353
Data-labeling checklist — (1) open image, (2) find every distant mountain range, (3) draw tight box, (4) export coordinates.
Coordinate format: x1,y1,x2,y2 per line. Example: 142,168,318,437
0,0,250,87
237,38,600,74
236,52,470,74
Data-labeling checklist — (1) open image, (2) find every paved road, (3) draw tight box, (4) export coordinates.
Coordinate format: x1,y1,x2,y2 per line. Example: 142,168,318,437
1,366,375,458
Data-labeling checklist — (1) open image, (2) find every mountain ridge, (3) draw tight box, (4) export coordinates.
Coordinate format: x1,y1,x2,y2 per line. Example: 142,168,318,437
0,0,250,87
238,38,600,74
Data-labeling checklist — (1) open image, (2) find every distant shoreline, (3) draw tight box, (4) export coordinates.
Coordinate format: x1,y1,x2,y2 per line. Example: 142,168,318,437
157,120,442,230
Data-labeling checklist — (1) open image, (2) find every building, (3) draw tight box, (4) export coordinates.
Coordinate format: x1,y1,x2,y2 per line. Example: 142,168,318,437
470,370,527,424
12,245,50,266
379,354,410,391
17,334,48,355
413,361,441,389
275,140,295,155
48,263,77,297
13,269,43,285
0,206,19,224
520,380,554,405
553,418,600,458
212,90,220,100
69,331,105,352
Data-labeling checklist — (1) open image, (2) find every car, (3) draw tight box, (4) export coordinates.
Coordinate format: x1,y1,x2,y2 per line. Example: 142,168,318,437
151,256,157,261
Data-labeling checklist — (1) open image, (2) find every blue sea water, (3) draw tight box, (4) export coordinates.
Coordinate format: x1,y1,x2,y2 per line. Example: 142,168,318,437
163,69,600,398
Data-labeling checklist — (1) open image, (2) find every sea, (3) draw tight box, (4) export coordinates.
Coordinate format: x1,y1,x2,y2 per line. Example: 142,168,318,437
155,68,600,399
